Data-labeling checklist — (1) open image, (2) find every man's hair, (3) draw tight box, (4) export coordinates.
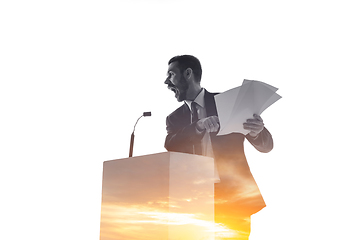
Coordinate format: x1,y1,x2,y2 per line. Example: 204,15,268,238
168,55,202,82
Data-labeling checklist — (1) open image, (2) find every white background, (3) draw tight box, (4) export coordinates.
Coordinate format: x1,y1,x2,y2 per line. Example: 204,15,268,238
1,0,359,239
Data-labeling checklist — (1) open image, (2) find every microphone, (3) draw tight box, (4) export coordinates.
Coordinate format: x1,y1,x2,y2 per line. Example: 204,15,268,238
129,112,151,157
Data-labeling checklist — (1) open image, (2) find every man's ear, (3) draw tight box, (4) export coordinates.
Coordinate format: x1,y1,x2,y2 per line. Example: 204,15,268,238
184,68,193,80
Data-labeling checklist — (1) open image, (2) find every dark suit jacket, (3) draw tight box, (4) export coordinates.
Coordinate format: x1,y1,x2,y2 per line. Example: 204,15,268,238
165,89,273,216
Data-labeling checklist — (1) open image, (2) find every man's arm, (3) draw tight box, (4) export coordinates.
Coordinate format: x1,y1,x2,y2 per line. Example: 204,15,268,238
244,114,273,153
165,115,220,153
246,127,273,153
165,115,204,153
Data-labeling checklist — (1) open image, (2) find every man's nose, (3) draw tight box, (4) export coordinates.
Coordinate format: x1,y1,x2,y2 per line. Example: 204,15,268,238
164,78,171,85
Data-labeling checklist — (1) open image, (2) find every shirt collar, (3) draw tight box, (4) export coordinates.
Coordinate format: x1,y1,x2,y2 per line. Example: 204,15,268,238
184,88,205,111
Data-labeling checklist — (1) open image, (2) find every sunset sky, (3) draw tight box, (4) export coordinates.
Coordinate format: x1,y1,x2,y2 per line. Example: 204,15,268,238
1,1,360,240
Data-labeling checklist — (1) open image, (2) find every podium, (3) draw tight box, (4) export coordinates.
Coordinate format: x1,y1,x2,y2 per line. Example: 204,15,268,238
99,152,216,240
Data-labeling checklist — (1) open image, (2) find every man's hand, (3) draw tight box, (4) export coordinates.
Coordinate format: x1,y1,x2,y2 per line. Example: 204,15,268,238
196,116,220,133
243,114,264,137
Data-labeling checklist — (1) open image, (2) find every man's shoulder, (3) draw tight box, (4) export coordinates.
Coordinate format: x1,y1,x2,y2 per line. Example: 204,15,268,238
204,89,219,97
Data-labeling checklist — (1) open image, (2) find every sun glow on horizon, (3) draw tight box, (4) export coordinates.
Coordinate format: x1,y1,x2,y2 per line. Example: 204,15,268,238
100,204,241,239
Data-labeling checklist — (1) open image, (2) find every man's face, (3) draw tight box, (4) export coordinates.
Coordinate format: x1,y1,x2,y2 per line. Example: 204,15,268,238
165,62,189,102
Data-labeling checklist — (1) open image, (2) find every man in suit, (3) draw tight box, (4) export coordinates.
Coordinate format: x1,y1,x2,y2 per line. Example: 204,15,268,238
164,55,273,240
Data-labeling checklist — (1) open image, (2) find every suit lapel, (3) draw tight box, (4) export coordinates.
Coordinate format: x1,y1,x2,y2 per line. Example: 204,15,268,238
181,103,191,125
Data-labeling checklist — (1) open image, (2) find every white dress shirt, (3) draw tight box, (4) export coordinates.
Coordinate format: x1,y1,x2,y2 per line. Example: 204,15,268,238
184,88,207,121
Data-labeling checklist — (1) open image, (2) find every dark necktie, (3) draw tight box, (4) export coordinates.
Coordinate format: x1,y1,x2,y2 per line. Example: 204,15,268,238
191,102,199,123
191,102,202,155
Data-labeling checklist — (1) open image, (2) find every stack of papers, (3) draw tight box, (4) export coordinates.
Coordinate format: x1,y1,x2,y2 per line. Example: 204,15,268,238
215,79,281,136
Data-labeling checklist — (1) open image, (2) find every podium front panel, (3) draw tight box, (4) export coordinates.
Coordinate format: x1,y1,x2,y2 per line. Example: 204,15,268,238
100,152,215,240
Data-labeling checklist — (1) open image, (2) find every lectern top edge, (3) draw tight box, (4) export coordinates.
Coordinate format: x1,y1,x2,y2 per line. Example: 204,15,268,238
104,151,214,163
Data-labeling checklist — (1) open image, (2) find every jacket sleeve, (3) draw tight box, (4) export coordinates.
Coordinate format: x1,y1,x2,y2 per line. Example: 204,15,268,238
245,127,273,153
164,115,205,154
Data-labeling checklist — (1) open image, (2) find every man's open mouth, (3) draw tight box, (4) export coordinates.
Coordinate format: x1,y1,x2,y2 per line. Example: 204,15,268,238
168,86,177,94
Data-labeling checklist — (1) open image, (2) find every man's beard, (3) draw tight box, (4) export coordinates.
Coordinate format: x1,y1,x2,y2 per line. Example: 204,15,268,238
176,76,189,102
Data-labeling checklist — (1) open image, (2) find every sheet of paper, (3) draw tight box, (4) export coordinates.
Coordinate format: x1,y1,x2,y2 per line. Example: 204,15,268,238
215,79,281,136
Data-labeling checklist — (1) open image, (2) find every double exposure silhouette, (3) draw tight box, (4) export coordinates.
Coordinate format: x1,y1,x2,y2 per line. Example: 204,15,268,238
99,55,275,240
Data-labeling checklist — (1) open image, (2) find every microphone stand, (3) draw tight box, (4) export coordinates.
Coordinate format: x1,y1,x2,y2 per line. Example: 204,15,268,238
129,112,151,157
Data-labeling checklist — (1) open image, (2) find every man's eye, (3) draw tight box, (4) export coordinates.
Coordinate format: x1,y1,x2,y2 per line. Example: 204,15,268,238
168,72,175,80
